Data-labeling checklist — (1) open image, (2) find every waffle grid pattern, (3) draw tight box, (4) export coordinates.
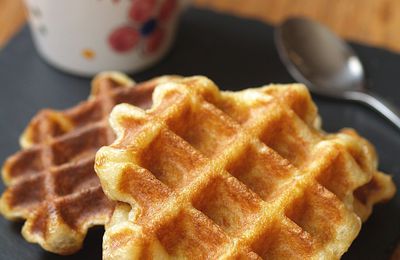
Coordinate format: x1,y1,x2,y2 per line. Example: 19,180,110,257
0,72,173,254
96,76,395,259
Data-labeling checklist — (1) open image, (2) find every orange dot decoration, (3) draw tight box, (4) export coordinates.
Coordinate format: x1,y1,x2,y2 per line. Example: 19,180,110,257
81,48,96,60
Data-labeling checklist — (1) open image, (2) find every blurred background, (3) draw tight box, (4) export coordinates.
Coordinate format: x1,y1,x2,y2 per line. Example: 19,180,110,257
1,0,400,52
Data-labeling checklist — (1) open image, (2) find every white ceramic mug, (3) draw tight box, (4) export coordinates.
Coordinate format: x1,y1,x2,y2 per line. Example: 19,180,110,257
24,0,189,76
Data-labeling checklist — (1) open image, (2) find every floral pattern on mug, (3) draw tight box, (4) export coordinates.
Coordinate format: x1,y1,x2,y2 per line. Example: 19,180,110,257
108,0,177,54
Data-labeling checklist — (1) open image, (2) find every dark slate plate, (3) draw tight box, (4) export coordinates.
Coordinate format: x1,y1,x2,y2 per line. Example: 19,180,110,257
0,7,399,260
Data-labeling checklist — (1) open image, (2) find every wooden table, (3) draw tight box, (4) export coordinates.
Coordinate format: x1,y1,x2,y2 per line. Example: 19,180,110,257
2,0,400,53
196,0,400,53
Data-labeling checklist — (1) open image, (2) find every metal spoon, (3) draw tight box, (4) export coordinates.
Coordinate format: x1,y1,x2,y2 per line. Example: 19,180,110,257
275,17,400,130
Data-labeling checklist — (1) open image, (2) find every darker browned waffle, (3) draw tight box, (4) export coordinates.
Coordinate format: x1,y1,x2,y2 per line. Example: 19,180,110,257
0,72,178,254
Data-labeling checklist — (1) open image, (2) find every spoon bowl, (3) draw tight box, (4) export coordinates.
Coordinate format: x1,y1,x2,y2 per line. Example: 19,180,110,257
275,17,400,130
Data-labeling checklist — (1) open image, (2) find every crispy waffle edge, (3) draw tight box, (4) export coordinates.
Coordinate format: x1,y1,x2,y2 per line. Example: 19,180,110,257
0,72,183,255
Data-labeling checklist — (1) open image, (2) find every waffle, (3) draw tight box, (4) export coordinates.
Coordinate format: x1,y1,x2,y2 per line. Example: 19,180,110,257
0,72,180,254
95,76,395,259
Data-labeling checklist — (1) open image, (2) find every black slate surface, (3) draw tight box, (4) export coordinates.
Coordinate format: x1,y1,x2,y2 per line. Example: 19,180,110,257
0,7,399,260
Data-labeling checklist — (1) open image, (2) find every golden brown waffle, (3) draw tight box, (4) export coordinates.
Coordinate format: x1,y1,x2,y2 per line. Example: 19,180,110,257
96,76,395,259
0,72,180,254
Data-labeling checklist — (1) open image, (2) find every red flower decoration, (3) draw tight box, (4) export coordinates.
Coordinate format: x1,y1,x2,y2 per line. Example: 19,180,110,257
108,0,177,54
129,0,156,22
146,27,164,53
108,26,139,53
159,0,177,22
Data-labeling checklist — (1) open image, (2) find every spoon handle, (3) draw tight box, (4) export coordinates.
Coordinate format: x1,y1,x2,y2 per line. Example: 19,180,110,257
344,91,400,130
